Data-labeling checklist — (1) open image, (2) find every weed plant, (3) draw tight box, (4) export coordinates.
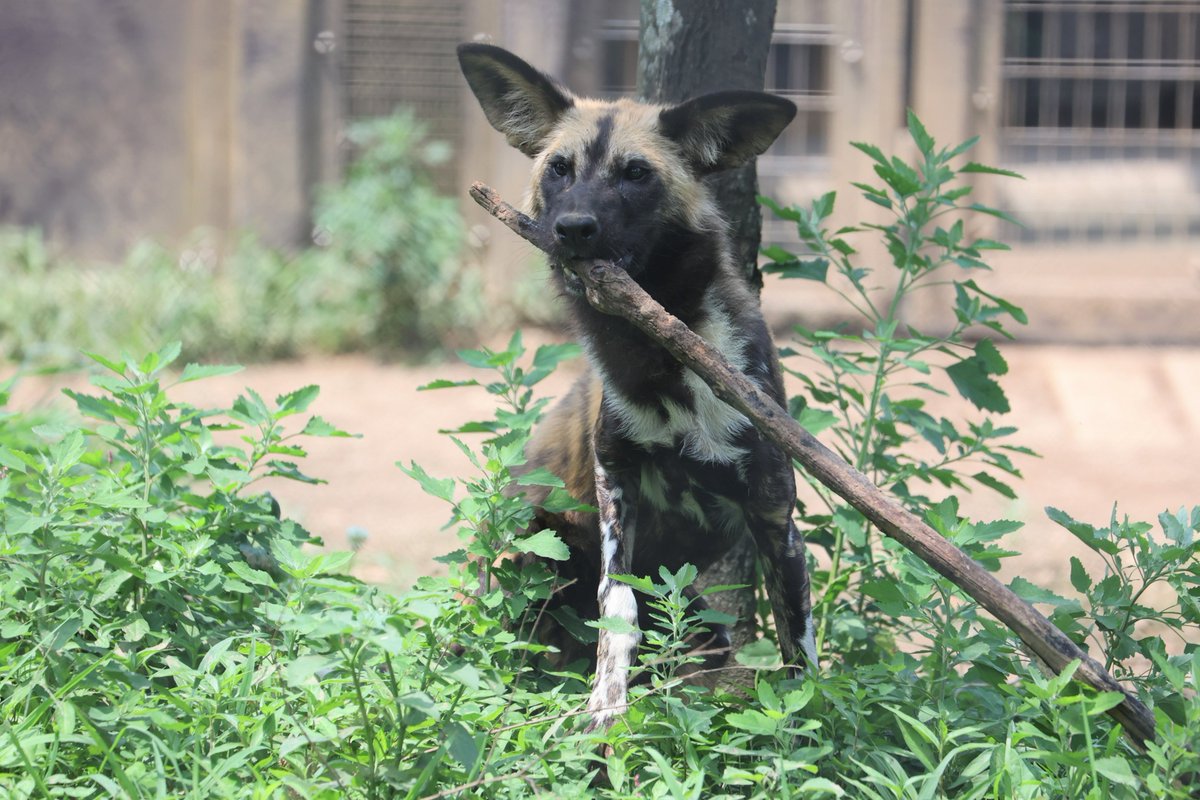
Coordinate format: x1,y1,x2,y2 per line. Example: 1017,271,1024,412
1,118,1198,797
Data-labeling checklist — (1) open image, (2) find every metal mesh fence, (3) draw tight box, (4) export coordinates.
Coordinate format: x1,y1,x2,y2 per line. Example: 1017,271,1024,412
342,0,465,192
1000,1,1200,244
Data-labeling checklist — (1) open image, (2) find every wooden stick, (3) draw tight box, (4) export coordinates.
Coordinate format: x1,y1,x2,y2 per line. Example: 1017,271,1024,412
469,181,1156,749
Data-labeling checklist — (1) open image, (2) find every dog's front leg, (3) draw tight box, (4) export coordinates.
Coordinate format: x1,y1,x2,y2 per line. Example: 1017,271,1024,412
585,441,640,731
749,454,819,671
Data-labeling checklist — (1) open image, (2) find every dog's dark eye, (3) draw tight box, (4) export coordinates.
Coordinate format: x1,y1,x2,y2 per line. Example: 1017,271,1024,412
550,159,571,178
624,162,651,181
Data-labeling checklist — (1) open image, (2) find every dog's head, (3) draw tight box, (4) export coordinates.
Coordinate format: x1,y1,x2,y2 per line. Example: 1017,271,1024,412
458,44,794,290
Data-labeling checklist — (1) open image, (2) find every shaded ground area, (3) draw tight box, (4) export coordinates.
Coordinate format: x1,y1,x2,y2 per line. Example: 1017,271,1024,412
8,337,1200,594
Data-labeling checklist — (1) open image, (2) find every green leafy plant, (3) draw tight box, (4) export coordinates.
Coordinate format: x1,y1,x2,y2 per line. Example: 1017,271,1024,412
761,112,1034,663
313,110,482,356
3,115,1198,798
372,114,1200,798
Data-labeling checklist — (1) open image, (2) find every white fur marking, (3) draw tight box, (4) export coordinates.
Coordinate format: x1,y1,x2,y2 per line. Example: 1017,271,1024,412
590,294,753,464
589,582,640,721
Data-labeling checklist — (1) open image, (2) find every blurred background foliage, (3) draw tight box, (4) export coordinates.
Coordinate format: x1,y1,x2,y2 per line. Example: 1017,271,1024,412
0,111,480,367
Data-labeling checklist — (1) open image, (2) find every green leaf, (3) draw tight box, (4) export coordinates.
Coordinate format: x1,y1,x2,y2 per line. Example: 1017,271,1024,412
812,190,836,220
961,162,1025,179
761,244,796,262
608,573,656,594
907,110,935,156
228,561,276,588
969,238,1011,252
857,187,893,210
591,615,638,635
734,638,782,669
758,194,802,223
972,471,1016,499
1009,577,1072,608
0,445,34,472
1086,691,1128,716
1069,556,1092,593
694,608,737,627
45,617,83,653
284,654,335,687
397,461,455,503
968,202,1023,227
531,342,582,370
725,709,778,735
514,529,569,560
862,579,906,606
763,258,829,282
445,722,481,769
798,777,845,797
443,662,483,690
232,388,272,425
275,385,320,417
418,378,480,391
63,389,138,424
796,407,838,436
539,487,594,513
177,363,243,384
154,341,183,371
874,162,921,197
32,420,79,442
942,135,981,161
82,351,128,375
515,467,565,488
945,341,1010,413
301,416,356,438
851,140,888,165
974,338,1008,374
959,279,1028,324
1046,507,1122,555
1092,756,1139,787
829,237,856,255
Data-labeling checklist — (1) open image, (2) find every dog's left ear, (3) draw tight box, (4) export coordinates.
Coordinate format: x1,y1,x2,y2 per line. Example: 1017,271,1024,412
457,43,575,158
659,91,796,175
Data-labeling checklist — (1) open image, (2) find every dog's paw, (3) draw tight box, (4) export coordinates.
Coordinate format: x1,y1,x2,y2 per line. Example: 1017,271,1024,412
584,692,627,734
583,709,615,734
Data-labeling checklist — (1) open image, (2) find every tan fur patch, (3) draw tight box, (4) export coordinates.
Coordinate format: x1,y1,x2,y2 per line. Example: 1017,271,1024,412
526,98,721,233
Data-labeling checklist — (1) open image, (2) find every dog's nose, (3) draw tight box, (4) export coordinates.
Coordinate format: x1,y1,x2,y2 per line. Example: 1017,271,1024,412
554,213,600,252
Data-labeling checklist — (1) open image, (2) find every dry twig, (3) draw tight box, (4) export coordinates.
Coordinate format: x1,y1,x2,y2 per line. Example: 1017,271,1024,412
469,181,1156,749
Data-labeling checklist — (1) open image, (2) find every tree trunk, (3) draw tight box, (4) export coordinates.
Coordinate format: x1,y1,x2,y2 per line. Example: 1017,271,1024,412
637,0,778,653
638,0,777,289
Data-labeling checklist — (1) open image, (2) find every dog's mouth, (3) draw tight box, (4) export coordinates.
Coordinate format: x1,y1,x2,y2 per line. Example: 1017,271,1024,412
558,263,586,297
554,253,637,297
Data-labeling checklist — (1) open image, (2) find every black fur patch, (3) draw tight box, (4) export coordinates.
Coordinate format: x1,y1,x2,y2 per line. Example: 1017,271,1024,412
581,115,614,178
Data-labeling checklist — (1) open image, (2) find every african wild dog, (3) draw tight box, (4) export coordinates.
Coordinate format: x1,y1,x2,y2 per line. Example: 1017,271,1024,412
458,43,817,729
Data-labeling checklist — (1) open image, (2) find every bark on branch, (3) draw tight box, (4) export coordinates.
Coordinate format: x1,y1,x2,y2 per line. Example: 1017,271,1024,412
469,181,1156,750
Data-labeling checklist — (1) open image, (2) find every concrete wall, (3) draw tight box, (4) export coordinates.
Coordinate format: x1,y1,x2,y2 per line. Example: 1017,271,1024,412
0,0,340,260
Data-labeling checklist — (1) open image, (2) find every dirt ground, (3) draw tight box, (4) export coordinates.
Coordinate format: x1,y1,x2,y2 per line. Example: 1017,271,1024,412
7,332,1200,595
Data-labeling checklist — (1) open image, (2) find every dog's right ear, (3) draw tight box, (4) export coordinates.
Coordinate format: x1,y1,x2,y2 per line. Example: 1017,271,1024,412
457,43,574,158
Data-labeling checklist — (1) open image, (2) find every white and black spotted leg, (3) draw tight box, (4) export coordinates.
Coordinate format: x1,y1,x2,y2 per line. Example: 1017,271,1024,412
585,457,640,732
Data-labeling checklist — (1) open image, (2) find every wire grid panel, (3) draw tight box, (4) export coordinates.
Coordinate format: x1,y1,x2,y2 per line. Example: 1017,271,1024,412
342,0,465,192
1000,1,1200,244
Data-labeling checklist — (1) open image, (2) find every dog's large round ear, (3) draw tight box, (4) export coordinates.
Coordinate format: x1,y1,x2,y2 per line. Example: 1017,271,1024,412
457,43,575,158
659,91,796,175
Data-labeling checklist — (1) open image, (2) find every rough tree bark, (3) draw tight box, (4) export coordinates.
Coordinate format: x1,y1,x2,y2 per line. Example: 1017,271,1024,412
637,0,779,654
